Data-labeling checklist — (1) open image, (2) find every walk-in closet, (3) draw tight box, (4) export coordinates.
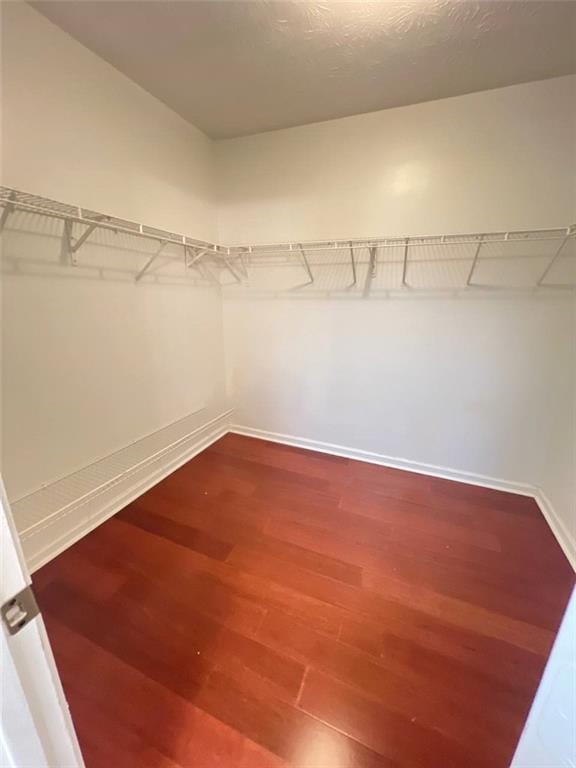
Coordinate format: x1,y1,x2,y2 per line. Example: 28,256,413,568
1,2,575,767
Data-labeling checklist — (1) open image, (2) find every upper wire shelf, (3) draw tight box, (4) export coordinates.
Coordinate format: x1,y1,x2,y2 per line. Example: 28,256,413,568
1,186,574,294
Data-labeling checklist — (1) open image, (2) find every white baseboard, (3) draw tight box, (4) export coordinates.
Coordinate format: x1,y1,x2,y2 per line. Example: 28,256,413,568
230,424,537,495
17,412,574,575
231,423,575,572
534,491,576,572
16,409,233,573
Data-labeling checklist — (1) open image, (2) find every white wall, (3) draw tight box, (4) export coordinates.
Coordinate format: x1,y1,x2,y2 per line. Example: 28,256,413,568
1,1,216,240
224,295,575,518
0,3,227,501
219,77,576,563
216,75,576,243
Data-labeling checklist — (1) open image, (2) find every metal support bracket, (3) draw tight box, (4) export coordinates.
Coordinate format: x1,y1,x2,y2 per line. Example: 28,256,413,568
537,227,573,286
70,222,99,254
467,235,484,286
221,254,242,283
135,240,168,282
0,203,14,234
0,191,16,234
0,205,13,234
299,245,314,286
401,239,410,288
63,215,112,264
60,219,74,265
200,260,221,286
349,242,357,288
186,247,209,269
235,249,249,278
363,246,377,297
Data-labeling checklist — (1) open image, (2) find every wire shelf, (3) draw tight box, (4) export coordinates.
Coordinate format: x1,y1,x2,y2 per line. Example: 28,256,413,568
1,186,574,294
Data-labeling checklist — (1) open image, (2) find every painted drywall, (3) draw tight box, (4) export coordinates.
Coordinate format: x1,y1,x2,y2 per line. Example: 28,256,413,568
224,295,575,524
219,76,576,557
1,230,227,500
216,75,576,242
0,3,226,501
1,1,216,240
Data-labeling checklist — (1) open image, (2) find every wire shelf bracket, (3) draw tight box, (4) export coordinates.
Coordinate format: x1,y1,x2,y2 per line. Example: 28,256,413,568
537,226,575,286
135,240,169,283
363,246,378,298
349,242,357,289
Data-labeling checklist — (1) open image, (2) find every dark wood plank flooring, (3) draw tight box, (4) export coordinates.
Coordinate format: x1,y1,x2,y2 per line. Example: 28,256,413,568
34,434,575,768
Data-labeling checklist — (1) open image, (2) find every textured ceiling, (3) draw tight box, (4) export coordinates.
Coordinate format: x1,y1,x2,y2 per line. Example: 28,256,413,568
32,0,576,139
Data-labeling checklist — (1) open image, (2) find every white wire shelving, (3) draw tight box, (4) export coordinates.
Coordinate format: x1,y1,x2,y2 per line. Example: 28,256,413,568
1,186,575,295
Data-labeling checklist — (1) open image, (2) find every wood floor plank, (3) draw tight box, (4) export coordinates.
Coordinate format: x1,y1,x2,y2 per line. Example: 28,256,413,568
226,543,556,654
231,540,364,586
257,608,526,749
35,433,574,768
41,577,305,703
82,515,346,636
298,668,498,768
264,513,565,629
46,617,290,768
339,611,546,690
133,490,363,586
339,488,502,551
207,432,349,484
117,504,233,561
195,668,392,768
119,566,267,637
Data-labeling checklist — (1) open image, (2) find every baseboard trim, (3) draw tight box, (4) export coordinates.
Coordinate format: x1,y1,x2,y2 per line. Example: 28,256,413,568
18,414,574,575
230,424,536,495
534,491,576,572
231,423,575,572
18,409,233,573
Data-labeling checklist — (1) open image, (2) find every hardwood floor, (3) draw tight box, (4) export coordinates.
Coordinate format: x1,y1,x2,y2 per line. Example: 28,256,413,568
34,434,574,768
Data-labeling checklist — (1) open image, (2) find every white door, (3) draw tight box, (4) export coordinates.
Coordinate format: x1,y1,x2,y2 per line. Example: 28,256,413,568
511,587,576,767
0,476,84,767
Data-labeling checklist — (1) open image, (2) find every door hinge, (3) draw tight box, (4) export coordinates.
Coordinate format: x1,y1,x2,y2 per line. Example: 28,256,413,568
2,585,40,636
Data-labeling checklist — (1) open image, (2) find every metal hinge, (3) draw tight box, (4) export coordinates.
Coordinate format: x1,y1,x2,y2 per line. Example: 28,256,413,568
1,585,40,636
